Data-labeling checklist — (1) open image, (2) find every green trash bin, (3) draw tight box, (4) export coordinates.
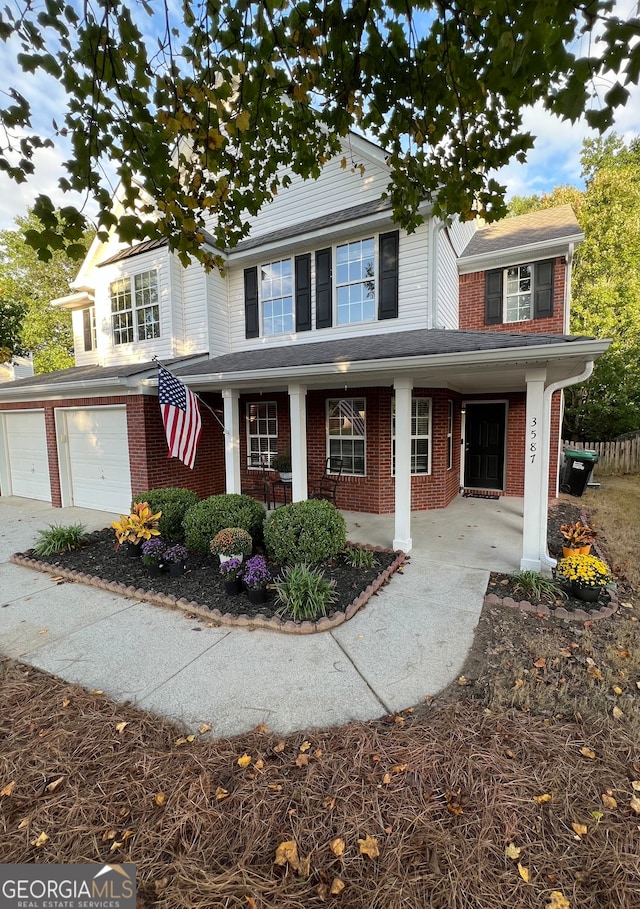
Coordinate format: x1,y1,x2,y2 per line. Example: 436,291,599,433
561,449,599,497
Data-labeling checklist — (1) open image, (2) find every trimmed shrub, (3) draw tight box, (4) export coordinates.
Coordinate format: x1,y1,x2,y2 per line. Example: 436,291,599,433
183,494,266,554
133,487,199,542
264,499,346,566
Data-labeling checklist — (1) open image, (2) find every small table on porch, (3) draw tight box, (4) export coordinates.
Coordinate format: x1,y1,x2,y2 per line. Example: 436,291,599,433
271,478,292,506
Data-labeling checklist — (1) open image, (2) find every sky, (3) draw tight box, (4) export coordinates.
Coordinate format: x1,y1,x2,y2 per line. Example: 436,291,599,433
0,3,639,233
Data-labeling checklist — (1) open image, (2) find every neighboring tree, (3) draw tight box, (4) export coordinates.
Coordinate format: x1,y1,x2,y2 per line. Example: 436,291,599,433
509,135,640,439
0,295,26,362
0,1,638,267
0,211,92,373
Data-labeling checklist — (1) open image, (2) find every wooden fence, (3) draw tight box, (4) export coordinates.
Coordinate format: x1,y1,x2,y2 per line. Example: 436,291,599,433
562,436,640,476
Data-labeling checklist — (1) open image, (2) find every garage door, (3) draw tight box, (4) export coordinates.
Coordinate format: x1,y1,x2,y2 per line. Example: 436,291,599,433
4,410,52,501
62,407,132,513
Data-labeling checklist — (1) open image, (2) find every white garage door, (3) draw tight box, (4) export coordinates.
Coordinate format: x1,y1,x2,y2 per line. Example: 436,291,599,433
4,410,52,501
63,407,132,513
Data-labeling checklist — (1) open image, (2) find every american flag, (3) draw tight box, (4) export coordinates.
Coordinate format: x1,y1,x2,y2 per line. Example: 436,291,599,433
158,364,202,470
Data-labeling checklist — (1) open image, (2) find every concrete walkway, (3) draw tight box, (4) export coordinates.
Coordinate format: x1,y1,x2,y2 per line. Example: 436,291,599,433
0,495,523,738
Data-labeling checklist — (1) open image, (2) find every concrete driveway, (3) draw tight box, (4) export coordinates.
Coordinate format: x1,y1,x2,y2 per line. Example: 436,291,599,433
0,495,523,737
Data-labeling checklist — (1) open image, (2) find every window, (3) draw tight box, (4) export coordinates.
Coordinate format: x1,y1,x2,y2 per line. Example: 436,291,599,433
328,398,366,475
261,259,294,335
336,238,376,325
246,402,278,466
505,264,532,322
111,270,159,345
82,307,96,352
447,400,454,470
392,397,431,475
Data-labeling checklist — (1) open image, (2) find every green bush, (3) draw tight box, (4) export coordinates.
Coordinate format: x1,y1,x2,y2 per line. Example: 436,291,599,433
264,499,346,565
132,487,199,542
33,523,87,556
274,563,337,621
183,494,266,554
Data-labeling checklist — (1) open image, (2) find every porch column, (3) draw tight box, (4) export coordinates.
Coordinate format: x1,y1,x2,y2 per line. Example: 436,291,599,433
222,388,241,494
393,377,413,552
521,369,547,571
288,383,308,502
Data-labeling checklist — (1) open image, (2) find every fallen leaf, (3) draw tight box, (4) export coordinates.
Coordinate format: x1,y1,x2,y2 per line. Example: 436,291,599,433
61,698,70,708
215,787,229,801
110,840,123,852
580,747,596,759
38,629,48,635
314,749,323,759
295,754,309,768
632,781,640,792
330,837,345,857
273,742,286,753
254,722,270,734
90,689,103,695
237,754,252,768
154,793,166,806
358,835,379,858
268,783,282,791
630,795,640,814
1,781,16,797
591,810,603,821
274,840,299,870
533,657,547,668
613,686,623,695
198,723,212,734
245,898,258,909
115,722,128,733
506,843,521,860
457,675,468,686
612,706,624,720
174,737,188,746
102,829,117,842
534,793,552,805
31,832,49,847
299,741,311,753
382,772,392,785
571,822,588,837
122,830,134,841
517,862,530,883
316,884,328,901
44,776,64,794
330,878,345,895
547,892,570,909
392,764,408,773
17,817,30,830
186,734,196,742
601,793,618,809
322,796,336,810
513,678,524,689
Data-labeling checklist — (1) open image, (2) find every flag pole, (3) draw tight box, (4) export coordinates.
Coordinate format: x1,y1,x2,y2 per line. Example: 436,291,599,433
152,356,228,435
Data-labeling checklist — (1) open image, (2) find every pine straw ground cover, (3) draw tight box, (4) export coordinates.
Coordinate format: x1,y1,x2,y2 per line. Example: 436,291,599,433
1,479,640,909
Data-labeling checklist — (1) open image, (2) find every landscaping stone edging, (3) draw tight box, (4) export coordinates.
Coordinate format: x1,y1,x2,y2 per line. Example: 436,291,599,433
10,546,406,635
484,586,619,623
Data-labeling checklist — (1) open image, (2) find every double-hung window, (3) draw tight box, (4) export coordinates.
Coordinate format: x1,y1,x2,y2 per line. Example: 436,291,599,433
505,265,532,322
485,259,554,325
246,402,278,466
261,259,294,335
327,398,366,475
392,397,431,475
111,270,160,345
336,238,376,326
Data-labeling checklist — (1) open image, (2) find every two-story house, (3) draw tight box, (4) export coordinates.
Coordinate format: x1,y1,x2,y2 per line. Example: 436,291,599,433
0,134,609,570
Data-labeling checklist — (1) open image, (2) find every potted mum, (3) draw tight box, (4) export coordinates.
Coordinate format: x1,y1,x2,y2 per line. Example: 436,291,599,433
112,502,162,556
164,543,189,577
219,556,243,595
556,552,611,603
242,554,271,605
210,527,253,563
141,538,166,577
560,520,596,557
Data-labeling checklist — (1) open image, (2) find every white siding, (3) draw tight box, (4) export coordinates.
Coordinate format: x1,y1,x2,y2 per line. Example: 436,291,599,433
435,228,459,329
227,223,430,351
447,216,478,257
206,265,231,356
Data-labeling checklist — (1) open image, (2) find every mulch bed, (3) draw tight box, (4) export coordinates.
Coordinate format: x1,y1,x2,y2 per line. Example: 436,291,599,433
13,528,402,631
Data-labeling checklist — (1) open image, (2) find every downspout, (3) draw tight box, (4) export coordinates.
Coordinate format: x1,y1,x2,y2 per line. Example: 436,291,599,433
538,360,594,570
563,243,574,335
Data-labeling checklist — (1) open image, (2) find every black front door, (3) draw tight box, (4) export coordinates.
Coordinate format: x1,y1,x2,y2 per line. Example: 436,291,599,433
464,403,506,490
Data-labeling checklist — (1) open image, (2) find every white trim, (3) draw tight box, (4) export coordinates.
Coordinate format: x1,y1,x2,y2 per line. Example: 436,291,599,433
520,369,547,571
458,234,584,275
393,378,413,552
223,389,241,494
288,384,308,502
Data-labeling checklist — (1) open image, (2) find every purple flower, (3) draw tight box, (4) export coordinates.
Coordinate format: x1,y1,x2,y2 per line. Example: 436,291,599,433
242,555,270,590
219,557,243,580
164,544,188,564
141,538,166,565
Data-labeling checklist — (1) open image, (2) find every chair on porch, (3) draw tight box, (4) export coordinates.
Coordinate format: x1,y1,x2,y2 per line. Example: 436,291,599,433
309,456,344,506
242,452,272,509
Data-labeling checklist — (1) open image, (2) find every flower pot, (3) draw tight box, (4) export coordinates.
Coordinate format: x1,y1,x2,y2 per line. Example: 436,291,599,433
245,587,267,605
146,563,163,578
224,578,243,595
219,553,244,565
168,563,185,578
572,583,602,603
562,545,592,558
126,541,142,558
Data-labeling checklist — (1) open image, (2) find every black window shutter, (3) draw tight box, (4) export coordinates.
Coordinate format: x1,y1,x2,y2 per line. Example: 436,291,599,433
82,309,93,351
295,254,312,332
533,259,554,319
378,230,399,320
316,247,332,329
244,266,259,339
485,269,503,325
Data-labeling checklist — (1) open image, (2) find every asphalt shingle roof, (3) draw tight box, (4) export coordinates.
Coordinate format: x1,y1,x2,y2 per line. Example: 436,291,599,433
459,205,582,259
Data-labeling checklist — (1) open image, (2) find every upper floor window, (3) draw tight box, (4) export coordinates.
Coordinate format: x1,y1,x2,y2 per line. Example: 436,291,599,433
261,259,294,335
392,397,431,475
485,259,554,326
111,270,160,345
246,401,278,466
327,398,366,475
82,307,96,352
336,238,376,325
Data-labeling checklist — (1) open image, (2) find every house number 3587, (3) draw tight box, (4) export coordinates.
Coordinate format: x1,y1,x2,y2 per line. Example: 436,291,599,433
529,416,538,463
